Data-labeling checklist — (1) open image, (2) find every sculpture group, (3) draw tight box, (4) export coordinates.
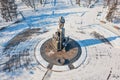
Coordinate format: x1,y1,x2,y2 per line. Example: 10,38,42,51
52,16,69,51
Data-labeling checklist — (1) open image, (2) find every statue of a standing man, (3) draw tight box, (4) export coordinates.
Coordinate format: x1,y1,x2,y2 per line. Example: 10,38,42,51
59,16,65,29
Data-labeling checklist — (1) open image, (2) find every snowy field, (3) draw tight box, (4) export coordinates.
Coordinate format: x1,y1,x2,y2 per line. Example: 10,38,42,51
0,0,120,80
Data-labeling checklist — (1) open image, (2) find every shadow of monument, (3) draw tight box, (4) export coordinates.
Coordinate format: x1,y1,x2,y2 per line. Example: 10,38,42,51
65,38,80,52
79,36,119,47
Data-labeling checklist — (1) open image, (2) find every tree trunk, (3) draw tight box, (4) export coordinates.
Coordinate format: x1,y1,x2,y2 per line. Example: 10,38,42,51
76,0,80,6
0,0,17,22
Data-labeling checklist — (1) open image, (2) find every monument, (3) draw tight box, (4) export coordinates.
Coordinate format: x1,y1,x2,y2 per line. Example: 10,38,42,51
40,16,82,66
52,16,69,51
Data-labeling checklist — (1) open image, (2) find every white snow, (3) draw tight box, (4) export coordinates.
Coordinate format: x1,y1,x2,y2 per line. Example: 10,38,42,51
0,0,120,80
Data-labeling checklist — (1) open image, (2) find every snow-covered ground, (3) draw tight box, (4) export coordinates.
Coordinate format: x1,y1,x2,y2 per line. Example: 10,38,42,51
0,0,120,80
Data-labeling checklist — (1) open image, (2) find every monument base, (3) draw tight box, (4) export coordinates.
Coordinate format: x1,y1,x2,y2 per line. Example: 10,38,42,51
40,38,82,65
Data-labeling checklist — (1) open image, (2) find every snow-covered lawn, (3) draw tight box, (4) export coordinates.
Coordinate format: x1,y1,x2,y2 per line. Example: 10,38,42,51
0,0,120,80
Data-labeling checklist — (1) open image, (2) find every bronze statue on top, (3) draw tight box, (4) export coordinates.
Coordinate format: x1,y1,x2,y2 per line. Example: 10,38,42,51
40,16,81,66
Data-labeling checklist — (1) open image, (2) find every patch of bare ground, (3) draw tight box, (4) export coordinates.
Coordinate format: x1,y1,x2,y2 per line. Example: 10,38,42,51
4,28,41,51
40,38,81,65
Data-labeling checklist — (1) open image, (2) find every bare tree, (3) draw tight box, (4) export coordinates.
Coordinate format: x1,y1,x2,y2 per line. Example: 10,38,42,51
0,0,17,22
76,0,80,6
107,0,110,6
84,0,94,7
21,0,33,8
21,0,41,10
40,0,43,4
106,0,118,22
